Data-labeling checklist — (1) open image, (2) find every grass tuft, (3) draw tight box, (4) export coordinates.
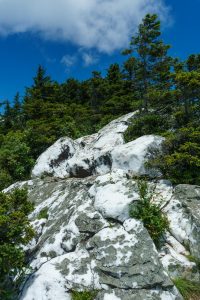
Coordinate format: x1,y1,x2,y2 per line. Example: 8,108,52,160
173,278,200,300
37,207,49,219
186,255,200,272
71,290,98,300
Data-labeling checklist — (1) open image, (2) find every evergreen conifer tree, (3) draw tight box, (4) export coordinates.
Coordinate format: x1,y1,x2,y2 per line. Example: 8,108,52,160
123,14,172,112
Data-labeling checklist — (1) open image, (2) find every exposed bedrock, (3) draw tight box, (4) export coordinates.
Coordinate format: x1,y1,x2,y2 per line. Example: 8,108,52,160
4,113,200,300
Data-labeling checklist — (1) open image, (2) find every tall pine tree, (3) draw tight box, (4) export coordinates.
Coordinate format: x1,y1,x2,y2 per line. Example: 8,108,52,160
123,14,172,112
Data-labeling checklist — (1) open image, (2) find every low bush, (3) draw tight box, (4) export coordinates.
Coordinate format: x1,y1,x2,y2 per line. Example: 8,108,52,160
129,180,169,248
124,112,168,142
149,127,200,185
0,188,34,299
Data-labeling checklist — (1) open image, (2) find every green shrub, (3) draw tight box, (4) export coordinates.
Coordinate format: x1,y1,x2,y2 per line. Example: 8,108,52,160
129,180,169,248
173,278,200,300
38,207,49,220
0,170,12,192
0,131,35,190
71,290,98,300
186,255,200,272
0,188,34,299
149,127,200,185
124,112,168,142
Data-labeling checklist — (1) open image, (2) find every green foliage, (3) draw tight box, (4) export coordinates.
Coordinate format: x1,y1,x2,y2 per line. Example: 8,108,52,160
123,14,172,111
173,278,200,300
124,112,169,142
186,255,200,272
0,131,34,190
0,170,12,192
0,13,200,298
0,188,34,299
129,180,169,248
38,207,48,220
0,13,200,189
71,290,98,300
187,54,200,72
150,127,200,185
25,114,80,159
174,70,200,121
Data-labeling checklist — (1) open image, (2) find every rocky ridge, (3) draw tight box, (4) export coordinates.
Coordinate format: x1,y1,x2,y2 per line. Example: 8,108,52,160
5,113,200,300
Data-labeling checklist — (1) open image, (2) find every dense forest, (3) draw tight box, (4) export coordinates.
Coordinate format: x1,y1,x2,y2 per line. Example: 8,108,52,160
0,14,200,190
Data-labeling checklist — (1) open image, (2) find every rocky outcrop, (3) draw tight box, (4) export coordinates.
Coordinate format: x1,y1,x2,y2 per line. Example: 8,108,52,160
159,184,200,281
4,113,200,299
166,185,200,259
6,174,181,300
32,112,164,179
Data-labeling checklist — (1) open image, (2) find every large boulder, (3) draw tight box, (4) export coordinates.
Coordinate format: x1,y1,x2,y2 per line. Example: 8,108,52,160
111,135,164,176
32,112,164,179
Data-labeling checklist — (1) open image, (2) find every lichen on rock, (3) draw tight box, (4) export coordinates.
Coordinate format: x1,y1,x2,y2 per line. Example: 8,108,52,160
4,113,200,300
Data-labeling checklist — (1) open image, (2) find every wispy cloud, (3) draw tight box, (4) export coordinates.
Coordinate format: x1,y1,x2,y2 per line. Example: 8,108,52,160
81,52,99,66
61,51,99,70
0,0,171,53
61,54,77,68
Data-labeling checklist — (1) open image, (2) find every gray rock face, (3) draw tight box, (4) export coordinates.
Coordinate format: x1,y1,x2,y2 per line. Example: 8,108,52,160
164,184,200,260
97,288,181,300
5,172,183,300
4,113,200,300
86,222,170,290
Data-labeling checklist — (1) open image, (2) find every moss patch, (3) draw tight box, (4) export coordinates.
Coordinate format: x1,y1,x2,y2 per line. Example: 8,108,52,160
71,290,98,300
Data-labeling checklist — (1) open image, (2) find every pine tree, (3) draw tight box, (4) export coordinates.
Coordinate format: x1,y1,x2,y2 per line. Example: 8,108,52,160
3,100,13,132
106,63,122,84
123,14,172,112
106,63,123,97
23,65,55,120
174,70,200,122
89,71,105,113
186,54,200,71
59,78,80,104
13,92,21,113
32,65,52,99
12,92,23,129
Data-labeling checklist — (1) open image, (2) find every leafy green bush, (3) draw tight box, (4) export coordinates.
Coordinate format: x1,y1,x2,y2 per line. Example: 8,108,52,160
0,188,34,299
149,127,200,185
0,131,34,190
124,112,168,142
129,180,169,248
173,278,200,300
71,290,98,300
0,170,12,192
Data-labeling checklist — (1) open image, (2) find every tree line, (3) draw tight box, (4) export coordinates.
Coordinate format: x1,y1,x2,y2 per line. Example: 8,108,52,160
0,13,200,189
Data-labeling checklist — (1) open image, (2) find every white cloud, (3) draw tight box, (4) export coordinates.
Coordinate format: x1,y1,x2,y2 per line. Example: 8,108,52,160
82,52,98,66
0,0,170,53
61,51,98,69
61,54,77,68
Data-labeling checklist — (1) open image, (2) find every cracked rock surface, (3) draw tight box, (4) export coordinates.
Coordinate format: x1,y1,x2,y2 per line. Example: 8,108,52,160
4,113,200,300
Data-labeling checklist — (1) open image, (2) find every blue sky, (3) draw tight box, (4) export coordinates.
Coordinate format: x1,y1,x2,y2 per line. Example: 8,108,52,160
0,0,199,102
